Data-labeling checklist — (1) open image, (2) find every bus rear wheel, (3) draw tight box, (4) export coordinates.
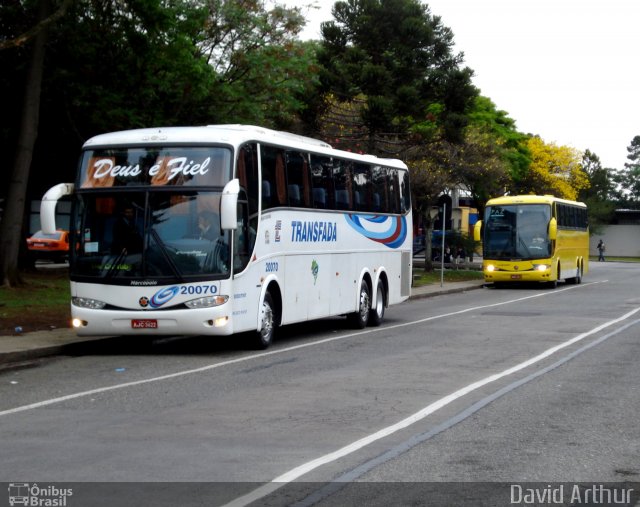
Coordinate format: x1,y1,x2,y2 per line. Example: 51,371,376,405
348,280,371,329
255,292,277,349
368,281,386,327
566,264,583,284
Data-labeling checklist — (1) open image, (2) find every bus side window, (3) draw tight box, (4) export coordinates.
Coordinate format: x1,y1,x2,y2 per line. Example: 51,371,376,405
372,166,389,213
275,151,287,206
387,168,401,214
333,159,353,211
237,143,259,218
353,163,372,212
261,145,288,209
335,189,350,210
310,154,334,209
285,151,311,208
234,190,252,273
399,169,411,213
313,188,326,208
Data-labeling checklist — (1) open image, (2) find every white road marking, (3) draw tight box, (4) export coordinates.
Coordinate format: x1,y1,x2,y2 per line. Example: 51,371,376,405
0,281,604,421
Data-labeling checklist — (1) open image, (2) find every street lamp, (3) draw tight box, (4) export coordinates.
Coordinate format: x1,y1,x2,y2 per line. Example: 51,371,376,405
432,203,446,287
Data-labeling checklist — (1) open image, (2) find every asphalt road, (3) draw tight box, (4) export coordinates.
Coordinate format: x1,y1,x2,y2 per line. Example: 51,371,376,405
1,261,639,506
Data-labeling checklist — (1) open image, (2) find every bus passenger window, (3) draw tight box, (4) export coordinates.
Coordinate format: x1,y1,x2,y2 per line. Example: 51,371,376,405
310,155,334,209
261,146,288,209
335,190,350,210
313,188,327,209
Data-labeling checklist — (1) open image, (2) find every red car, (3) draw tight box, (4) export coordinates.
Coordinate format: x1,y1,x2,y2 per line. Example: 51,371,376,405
26,230,70,262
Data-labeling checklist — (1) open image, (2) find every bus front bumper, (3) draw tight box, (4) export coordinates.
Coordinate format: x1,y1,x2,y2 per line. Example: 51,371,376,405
483,262,553,283
71,306,236,336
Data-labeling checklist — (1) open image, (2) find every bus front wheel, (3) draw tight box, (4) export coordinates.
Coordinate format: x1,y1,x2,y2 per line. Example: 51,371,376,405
348,280,371,329
255,292,277,349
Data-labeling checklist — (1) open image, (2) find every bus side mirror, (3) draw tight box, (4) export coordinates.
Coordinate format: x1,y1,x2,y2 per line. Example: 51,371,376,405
220,179,240,230
40,183,74,234
548,217,557,241
473,220,482,242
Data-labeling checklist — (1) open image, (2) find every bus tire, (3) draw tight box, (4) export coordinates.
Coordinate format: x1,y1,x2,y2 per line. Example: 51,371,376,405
368,281,386,327
566,265,582,284
255,292,277,349
348,279,371,329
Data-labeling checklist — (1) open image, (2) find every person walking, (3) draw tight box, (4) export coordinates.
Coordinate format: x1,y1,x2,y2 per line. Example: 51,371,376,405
597,239,606,261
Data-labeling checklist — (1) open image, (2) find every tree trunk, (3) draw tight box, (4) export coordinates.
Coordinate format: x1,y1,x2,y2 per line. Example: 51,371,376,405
423,212,434,272
0,0,51,287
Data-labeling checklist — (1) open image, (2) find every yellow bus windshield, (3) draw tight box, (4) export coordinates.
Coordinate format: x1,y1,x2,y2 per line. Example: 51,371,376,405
484,204,551,260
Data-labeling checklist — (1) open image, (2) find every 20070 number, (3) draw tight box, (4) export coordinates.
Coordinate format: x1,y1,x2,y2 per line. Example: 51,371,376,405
266,261,279,273
180,285,218,295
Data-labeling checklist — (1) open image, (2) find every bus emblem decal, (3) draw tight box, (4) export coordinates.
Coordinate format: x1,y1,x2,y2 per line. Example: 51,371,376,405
344,214,407,249
149,286,179,308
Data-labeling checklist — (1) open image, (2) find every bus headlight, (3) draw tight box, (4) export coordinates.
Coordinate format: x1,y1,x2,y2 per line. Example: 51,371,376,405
486,264,496,272
72,297,106,309
533,264,549,272
185,295,229,309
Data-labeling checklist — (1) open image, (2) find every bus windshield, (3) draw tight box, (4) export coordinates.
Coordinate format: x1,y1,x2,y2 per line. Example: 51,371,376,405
484,204,552,260
72,192,230,281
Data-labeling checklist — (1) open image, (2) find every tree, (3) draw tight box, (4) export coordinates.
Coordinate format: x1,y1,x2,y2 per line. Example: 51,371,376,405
612,135,640,208
0,0,314,286
405,146,456,271
578,150,615,233
315,0,477,151
446,125,511,217
467,96,530,195
518,137,589,200
198,0,316,128
0,0,71,50
0,0,54,287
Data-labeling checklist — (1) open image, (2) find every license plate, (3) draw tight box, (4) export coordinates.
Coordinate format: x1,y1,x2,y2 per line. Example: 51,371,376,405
510,274,522,280
131,319,158,329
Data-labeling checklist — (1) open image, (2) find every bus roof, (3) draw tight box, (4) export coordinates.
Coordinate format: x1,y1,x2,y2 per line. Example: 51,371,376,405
82,124,408,169
485,195,587,208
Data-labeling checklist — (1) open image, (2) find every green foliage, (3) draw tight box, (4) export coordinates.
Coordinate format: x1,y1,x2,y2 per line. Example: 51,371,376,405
0,0,315,196
578,150,616,233
412,268,483,287
612,135,640,208
468,96,531,188
316,0,477,145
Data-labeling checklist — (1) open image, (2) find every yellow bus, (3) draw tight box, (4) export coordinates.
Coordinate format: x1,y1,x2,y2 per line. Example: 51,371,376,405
474,195,588,287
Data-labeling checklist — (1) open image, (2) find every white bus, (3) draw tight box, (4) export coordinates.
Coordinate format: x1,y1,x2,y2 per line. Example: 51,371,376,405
41,125,412,348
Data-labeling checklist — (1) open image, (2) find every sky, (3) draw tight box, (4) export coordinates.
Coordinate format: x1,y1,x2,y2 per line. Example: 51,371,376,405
284,0,640,170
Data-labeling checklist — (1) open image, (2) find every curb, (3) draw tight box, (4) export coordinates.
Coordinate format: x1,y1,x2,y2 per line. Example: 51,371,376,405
1,282,486,366
408,281,486,300
0,335,120,367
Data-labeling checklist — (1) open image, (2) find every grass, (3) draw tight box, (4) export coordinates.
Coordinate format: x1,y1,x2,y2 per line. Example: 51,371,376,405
588,256,640,262
0,269,71,334
413,268,484,287
2,256,636,334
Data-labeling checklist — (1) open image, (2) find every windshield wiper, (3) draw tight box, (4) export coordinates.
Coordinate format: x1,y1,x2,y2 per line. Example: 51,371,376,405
149,228,184,282
105,248,128,279
518,235,532,259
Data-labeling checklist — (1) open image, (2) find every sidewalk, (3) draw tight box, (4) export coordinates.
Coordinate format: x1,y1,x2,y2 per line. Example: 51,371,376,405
0,280,485,366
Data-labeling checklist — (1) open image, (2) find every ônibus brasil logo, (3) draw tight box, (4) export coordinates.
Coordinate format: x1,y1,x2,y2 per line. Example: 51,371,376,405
8,483,73,506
